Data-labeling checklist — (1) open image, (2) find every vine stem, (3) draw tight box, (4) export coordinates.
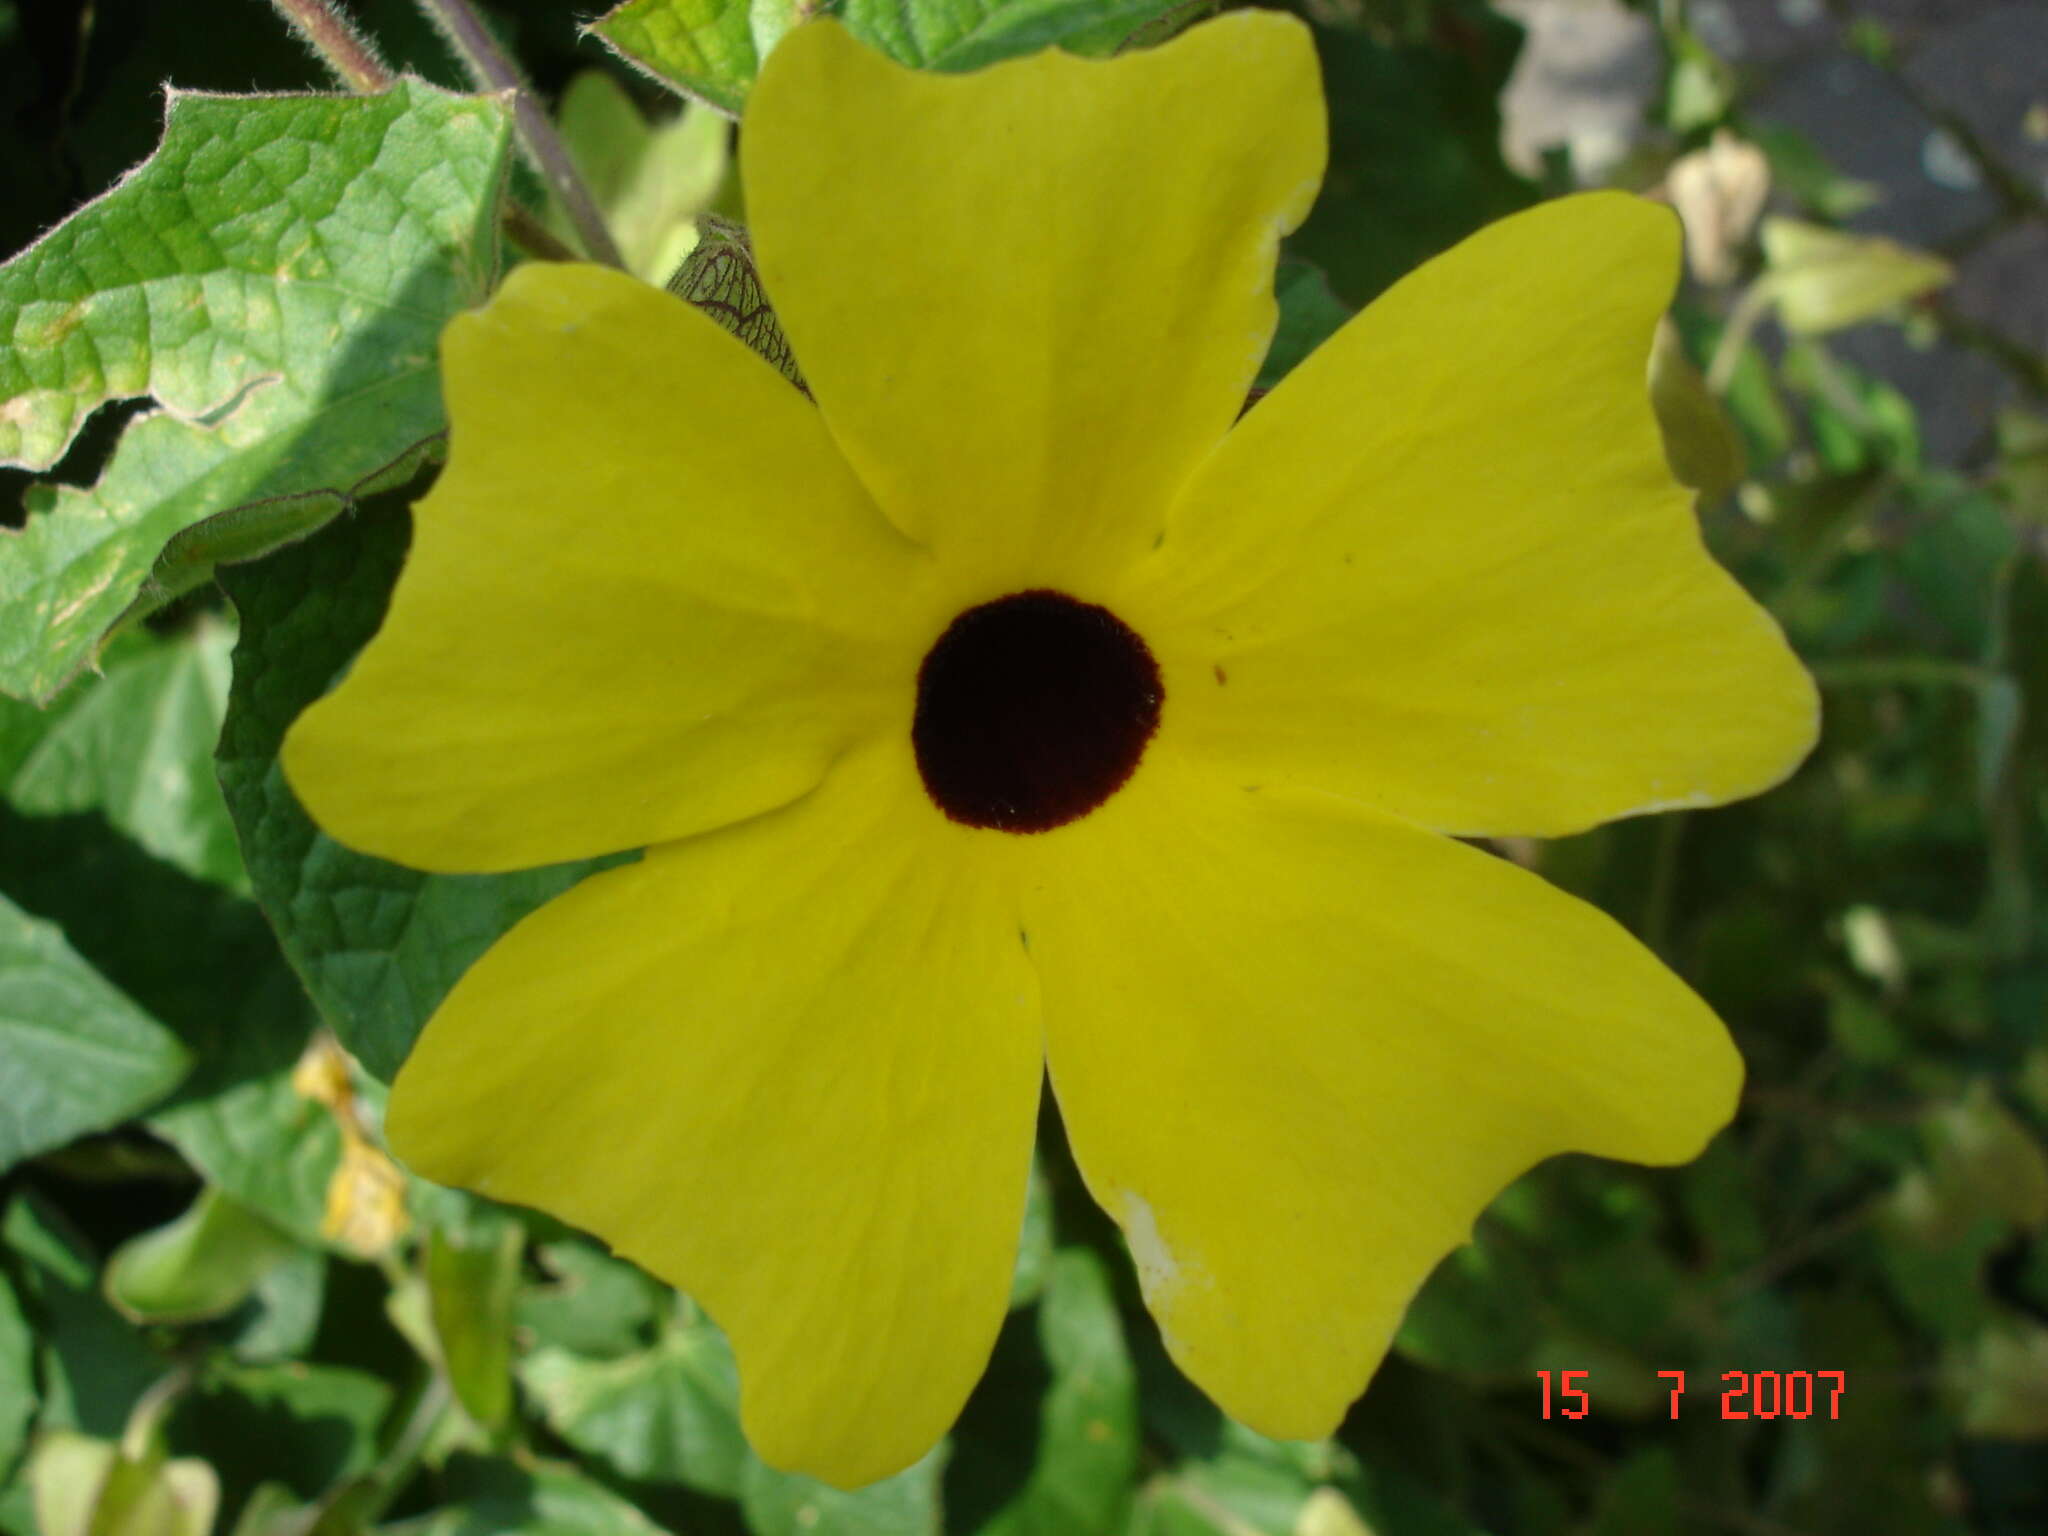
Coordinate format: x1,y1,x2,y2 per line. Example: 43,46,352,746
502,201,582,264
414,0,628,270
269,0,395,92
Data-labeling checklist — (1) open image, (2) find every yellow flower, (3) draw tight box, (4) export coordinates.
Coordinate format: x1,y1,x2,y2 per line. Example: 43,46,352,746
281,12,1816,1489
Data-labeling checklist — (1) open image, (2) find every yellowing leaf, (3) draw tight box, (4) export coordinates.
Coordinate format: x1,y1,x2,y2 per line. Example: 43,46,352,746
321,1130,410,1258
1296,1488,1377,1536
1760,217,1952,335
30,1424,219,1536
1666,129,1770,286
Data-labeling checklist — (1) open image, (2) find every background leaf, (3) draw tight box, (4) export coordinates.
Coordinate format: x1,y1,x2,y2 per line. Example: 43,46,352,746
0,80,513,702
1255,259,1353,395
0,893,190,1172
7,621,242,891
102,1187,298,1326
1289,3,1534,307
549,70,731,284
973,1248,1138,1536
588,0,780,117
517,1309,751,1495
741,1447,946,1536
5,1,2048,1531
0,1270,35,1479
425,1223,522,1434
394,1456,669,1536
589,0,1201,116
0,1191,165,1440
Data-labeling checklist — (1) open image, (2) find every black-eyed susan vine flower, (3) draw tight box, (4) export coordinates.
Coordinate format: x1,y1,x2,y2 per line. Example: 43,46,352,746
281,11,1817,1489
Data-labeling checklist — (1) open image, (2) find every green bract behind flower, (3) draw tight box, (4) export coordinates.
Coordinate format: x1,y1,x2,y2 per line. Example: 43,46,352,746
281,12,1817,1489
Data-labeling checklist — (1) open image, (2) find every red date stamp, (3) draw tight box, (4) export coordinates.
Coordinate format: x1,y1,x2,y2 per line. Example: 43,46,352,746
1538,1370,1847,1420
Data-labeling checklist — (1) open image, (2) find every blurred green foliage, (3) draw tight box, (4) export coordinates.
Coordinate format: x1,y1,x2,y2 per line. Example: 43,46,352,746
2,0,2046,1533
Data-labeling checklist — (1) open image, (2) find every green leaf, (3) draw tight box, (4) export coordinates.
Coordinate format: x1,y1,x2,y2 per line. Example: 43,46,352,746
1921,1081,2048,1232
0,1192,164,1439
221,1248,325,1365
0,80,514,703
0,802,298,1071
1751,125,1882,223
1769,1291,1948,1533
8,621,243,891
589,0,778,117
1291,8,1535,307
0,665,86,787
0,1465,30,1536
1131,1460,1308,1536
976,1248,1138,1536
1664,30,1734,135
0,892,191,1173
224,1483,299,1536
2002,539,2048,778
1948,1324,2048,1439
1007,1158,1054,1310
514,1240,667,1359
835,0,1199,71
550,71,730,285
1583,1449,1680,1536
0,795,332,1247
741,1445,946,1536
1780,340,1921,475
590,0,1195,117
516,1312,750,1495
214,500,624,1081
522,1302,949,1524
1255,259,1352,394
1395,1229,1542,1379
102,1187,298,1326
163,1361,392,1506
148,1058,337,1251
389,1456,667,1536
0,1270,34,1477
1999,408,2048,523
426,1223,522,1434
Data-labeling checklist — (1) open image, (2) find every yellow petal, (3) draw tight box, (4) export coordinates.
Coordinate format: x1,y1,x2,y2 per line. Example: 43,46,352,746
1117,192,1817,839
1022,745,1740,1440
743,14,1326,595
283,262,939,873
385,736,1041,1487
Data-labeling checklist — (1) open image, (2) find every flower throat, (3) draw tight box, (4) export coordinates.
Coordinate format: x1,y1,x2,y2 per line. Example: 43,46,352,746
912,590,1163,833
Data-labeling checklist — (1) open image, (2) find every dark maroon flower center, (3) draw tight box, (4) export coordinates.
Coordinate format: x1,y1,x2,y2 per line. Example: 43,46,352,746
912,590,1163,833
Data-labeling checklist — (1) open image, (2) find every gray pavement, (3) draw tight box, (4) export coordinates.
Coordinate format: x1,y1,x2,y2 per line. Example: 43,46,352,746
1500,0,2046,465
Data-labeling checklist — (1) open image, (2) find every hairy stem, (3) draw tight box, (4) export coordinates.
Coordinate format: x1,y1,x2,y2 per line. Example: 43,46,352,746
268,0,395,93
415,0,627,269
